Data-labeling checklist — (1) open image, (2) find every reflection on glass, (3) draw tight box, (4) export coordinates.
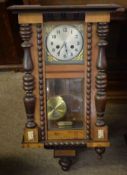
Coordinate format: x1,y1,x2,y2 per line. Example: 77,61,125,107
46,78,84,130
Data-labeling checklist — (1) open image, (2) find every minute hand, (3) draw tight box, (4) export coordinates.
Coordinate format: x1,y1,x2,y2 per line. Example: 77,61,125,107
64,42,68,54
57,42,65,56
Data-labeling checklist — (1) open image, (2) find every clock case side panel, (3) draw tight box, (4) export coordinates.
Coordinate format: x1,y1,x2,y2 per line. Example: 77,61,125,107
18,12,46,147
85,12,110,149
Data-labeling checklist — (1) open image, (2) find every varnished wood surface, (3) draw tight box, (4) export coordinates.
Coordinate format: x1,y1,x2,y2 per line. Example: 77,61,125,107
46,72,84,79
48,130,85,140
90,23,98,140
22,142,43,148
85,12,110,22
87,141,110,147
23,0,127,7
8,4,121,13
54,150,76,157
20,24,37,129
31,25,41,127
95,22,108,127
46,65,85,72
18,13,43,24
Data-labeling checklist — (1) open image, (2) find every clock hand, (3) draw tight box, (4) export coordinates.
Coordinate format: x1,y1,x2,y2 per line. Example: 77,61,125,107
57,42,65,56
64,42,68,54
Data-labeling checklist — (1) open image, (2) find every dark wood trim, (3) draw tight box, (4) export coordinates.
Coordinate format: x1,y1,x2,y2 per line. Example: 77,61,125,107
95,22,109,127
44,140,86,149
8,4,121,13
36,24,46,142
86,23,92,139
20,24,37,128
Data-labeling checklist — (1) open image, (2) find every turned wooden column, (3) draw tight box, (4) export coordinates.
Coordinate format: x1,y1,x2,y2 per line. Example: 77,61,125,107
17,12,43,144
20,24,36,129
95,22,109,127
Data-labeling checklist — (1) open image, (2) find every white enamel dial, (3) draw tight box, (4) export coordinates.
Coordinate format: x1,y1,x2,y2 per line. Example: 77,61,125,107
46,25,83,61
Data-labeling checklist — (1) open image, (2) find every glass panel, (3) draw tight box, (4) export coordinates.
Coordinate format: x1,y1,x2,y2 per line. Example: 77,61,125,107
46,78,84,130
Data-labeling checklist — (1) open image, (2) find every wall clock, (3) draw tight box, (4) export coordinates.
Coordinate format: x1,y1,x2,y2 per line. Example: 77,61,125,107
9,4,121,171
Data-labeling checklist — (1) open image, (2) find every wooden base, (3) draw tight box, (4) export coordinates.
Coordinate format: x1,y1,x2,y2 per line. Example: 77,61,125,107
22,142,43,148
53,144,108,171
87,141,110,147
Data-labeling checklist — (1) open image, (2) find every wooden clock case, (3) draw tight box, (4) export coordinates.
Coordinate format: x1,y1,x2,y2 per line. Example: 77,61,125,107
9,4,121,171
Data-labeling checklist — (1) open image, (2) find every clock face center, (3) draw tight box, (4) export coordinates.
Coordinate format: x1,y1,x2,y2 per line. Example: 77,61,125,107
46,25,83,61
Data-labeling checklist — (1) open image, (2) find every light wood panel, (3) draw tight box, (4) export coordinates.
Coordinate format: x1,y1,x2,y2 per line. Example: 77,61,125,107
32,25,41,126
22,143,43,148
91,23,99,140
48,130,85,139
46,72,84,79
87,141,110,147
54,150,76,157
18,13,42,24
46,65,85,72
85,12,110,22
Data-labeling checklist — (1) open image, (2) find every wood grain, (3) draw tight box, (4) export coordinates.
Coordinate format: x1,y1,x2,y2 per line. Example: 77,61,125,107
31,25,41,127
22,142,43,148
48,130,85,140
46,65,85,72
46,72,84,79
18,13,42,24
87,141,110,147
85,12,110,22
54,150,76,157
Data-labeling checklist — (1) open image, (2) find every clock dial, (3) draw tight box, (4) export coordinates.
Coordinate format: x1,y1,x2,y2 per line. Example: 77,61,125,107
46,25,83,61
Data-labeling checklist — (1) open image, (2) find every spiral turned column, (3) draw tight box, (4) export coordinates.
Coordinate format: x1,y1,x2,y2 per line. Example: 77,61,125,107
95,22,109,127
20,24,37,142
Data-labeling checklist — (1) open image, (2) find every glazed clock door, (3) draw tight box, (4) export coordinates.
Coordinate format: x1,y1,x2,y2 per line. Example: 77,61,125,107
44,22,85,140
46,78,84,129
